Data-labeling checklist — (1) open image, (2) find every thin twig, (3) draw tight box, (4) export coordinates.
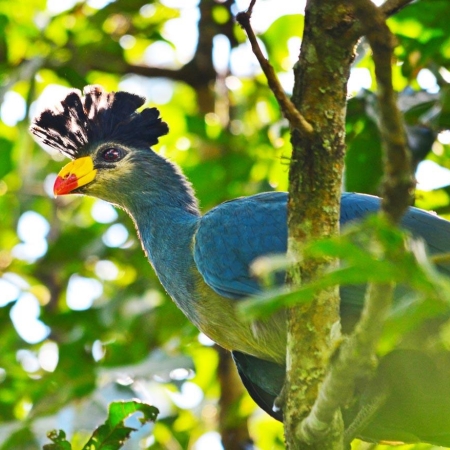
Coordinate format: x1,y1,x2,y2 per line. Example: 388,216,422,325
350,0,414,43
246,0,257,16
380,0,415,17
236,4,314,138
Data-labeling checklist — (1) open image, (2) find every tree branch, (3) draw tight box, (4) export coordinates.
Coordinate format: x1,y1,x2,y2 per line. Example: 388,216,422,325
216,347,253,450
298,283,394,443
283,0,358,447
353,0,414,223
236,3,314,138
297,0,414,445
237,0,413,447
379,0,415,17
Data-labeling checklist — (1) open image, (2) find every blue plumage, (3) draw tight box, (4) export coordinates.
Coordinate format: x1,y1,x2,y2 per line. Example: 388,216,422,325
194,192,288,299
32,87,450,446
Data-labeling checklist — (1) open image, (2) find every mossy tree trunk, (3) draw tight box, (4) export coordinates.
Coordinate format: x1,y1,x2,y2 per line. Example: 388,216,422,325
285,2,359,448
237,0,413,447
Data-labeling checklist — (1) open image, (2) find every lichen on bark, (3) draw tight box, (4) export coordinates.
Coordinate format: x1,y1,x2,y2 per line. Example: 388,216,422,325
285,1,359,448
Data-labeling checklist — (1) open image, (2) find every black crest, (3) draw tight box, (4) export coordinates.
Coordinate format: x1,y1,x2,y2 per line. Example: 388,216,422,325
30,85,169,159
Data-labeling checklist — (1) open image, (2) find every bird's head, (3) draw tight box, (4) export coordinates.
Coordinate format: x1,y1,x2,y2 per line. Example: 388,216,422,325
30,85,170,208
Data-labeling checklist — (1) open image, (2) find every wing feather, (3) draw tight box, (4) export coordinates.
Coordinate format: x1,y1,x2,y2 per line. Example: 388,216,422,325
194,192,450,302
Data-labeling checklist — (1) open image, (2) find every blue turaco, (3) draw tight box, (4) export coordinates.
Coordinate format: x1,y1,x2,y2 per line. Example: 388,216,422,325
31,85,450,446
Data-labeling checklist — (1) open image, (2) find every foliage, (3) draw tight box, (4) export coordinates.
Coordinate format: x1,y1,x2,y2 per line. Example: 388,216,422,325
0,0,449,448
240,215,450,319
43,400,158,450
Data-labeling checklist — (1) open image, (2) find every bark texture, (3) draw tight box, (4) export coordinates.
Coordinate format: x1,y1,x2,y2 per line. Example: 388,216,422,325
285,2,359,448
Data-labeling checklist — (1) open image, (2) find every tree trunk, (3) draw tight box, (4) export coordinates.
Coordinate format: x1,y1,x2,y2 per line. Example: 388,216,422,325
285,1,359,448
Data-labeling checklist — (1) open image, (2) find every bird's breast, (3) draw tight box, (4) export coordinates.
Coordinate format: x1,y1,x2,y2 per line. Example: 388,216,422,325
137,215,286,363
190,271,287,364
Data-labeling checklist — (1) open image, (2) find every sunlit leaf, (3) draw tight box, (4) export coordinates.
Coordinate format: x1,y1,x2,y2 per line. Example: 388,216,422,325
43,430,71,450
81,400,158,450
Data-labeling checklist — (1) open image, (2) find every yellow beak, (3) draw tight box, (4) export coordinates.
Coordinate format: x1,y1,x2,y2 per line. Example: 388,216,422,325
54,156,97,196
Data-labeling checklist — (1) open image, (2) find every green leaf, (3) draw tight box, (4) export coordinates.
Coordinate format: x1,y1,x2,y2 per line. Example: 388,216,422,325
238,286,313,319
0,427,40,450
43,430,72,450
345,95,384,194
261,14,304,72
0,138,13,179
81,400,159,450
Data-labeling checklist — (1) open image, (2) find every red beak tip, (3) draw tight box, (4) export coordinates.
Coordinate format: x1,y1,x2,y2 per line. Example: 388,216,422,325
53,174,78,196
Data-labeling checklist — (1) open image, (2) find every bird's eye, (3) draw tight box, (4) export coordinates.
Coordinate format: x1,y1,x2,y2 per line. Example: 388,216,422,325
101,148,124,162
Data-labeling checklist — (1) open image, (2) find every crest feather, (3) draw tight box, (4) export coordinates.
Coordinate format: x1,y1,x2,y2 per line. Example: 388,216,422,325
30,85,169,159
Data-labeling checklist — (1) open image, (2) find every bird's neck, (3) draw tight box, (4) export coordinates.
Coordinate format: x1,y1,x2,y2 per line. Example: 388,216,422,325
124,170,201,321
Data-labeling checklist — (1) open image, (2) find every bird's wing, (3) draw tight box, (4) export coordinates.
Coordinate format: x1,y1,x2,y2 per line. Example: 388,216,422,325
338,193,450,319
193,192,382,301
194,191,450,301
341,192,450,270
193,192,288,299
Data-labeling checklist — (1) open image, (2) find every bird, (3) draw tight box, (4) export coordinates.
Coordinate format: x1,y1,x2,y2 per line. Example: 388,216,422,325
31,85,450,446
